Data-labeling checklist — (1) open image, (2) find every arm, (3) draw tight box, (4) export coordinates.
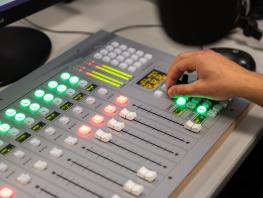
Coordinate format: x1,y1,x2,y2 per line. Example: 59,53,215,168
166,50,263,106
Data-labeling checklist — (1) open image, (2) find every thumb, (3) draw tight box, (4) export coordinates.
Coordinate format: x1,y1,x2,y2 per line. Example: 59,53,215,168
167,82,202,97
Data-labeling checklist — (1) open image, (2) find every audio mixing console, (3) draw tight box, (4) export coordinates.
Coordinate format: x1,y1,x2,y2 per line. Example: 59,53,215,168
0,31,248,198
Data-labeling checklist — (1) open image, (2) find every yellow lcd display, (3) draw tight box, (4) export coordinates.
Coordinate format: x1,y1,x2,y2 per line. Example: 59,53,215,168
137,69,167,90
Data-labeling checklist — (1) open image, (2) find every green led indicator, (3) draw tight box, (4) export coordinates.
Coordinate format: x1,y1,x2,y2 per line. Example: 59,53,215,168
48,81,58,89
5,109,16,118
69,76,79,85
0,123,11,134
56,84,67,93
20,99,31,108
61,72,71,81
176,97,188,107
43,94,54,102
14,113,26,122
34,90,45,98
29,103,41,112
196,105,208,115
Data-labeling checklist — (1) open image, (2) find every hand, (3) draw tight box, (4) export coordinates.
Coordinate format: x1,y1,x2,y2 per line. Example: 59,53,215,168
166,49,256,101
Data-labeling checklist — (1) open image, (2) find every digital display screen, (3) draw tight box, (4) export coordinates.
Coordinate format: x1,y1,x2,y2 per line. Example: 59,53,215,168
0,0,28,12
137,69,166,90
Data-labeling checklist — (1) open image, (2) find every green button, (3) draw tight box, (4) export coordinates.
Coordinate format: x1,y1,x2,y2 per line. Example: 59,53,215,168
43,94,54,102
61,72,71,81
34,90,45,98
196,105,208,115
56,84,67,93
48,81,58,89
0,123,11,134
69,76,79,85
15,113,26,122
5,109,17,118
20,99,31,108
29,103,41,112
175,96,189,107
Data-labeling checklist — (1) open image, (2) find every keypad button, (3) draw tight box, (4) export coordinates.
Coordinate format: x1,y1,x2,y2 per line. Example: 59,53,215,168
139,57,147,64
133,62,142,68
38,107,50,116
24,117,35,127
114,48,122,54
13,150,25,159
136,50,144,56
119,63,128,69
120,45,128,50
106,45,114,51
128,47,136,53
116,55,125,62
53,98,64,106
45,127,56,136
125,59,133,65
100,49,108,55
72,106,84,115
145,53,153,60
59,116,70,125
111,41,119,47
94,53,102,60
154,90,164,98
78,80,88,88
29,138,41,147
128,66,137,73
108,52,117,58
66,88,76,97
97,87,108,95
64,136,78,146
131,55,139,61
33,160,48,171
111,59,119,66
102,56,111,63
122,52,130,58
49,148,63,158
8,128,20,137
17,173,31,185
86,96,96,105
0,163,8,172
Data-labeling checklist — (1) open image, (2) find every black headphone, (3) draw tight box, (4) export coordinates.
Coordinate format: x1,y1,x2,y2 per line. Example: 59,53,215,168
157,0,262,46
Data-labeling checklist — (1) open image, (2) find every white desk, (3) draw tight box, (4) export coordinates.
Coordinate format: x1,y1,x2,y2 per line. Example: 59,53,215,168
11,0,263,197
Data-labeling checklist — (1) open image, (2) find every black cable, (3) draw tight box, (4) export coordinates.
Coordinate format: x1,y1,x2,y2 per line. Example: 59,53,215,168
23,18,95,36
112,24,161,33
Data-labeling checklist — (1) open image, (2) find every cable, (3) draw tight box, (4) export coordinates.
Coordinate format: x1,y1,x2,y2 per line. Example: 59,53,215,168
112,24,161,34
23,18,95,36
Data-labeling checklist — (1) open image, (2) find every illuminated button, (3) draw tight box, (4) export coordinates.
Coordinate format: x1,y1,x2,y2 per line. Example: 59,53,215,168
106,45,114,51
8,128,20,137
20,98,31,108
14,113,26,122
111,41,119,47
97,87,108,95
5,109,16,118
72,106,83,115
24,117,35,127
60,72,71,81
119,63,128,69
29,138,41,147
17,173,31,185
187,102,197,110
48,81,58,89
33,160,48,171
116,95,129,106
34,90,45,98
91,115,105,126
125,59,133,65
154,90,164,98
196,105,208,115
64,136,78,146
136,50,144,56
137,166,157,182
191,97,202,104
38,107,50,116
95,129,112,142
104,105,117,115
58,116,70,125
175,96,188,107
29,103,40,112
133,62,142,68
56,85,67,93
53,98,63,106
45,127,56,136
127,66,137,73
128,47,136,53
100,49,108,55
94,53,102,60
69,76,80,85
85,96,96,105
107,118,125,131
0,124,10,134
102,56,111,63
66,88,76,97
0,163,9,172
0,186,15,198
145,53,153,60
78,80,88,88
13,150,25,159
43,94,54,102
77,125,92,137
123,180,144,197
49,147,63,158
119,108,137,121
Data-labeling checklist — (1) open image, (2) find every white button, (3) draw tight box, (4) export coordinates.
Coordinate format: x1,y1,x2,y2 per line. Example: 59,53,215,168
53,98,63,106
13,150,25,159
136,50,144,56
78,80,88,88
49,147,63,158
122,52,130,58
94,53,102,60
145,53,153,60
100,49,108,55
64,136,78,146
119,108,137,121
116,55,125,62
125,59,133,65
108,52,117,58
45,127,56,136
107,118,125,132
111,41,119,47
111,195,121,198
59,116,70,125
97,87,108,95
128,48,136,53
137,166,157,182
131,55,139,61
161,84,166,91
102,56,111,63
29,138,41,147
86,96,96,105
119,63,128,69
120,45,128,50
123,180,144,196
106,45,114,51
139,58,147,64
8,128,20,137
191,123,202,133
133,62,142,68
154,90,164,98
128,66,137,73
38,107,50,116
111,59,119,66
0,162,8,172
17,173,31,185
184,120,194,130
33,160,48,171
72,106,83,115
66,88,76,97
95,129,112,143
24,117,35,127
114,48,122,54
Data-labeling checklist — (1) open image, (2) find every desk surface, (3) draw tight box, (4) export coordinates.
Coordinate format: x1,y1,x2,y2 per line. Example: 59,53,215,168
9,0,263,197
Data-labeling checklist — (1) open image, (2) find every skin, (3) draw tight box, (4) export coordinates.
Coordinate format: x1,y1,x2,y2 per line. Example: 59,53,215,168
166,50,263,106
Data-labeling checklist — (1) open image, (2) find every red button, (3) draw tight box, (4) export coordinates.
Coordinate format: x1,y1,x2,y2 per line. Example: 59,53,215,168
77,125,92,137
0,186,15,198
104,105,117,115
115,96,128,106
91,115,105,126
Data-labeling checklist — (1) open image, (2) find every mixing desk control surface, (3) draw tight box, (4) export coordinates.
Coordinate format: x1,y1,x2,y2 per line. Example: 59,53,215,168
0,31,248,198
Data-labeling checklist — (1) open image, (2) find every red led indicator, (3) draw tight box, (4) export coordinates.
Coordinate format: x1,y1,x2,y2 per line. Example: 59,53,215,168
0,186,15,198
104,105,117,115
91,115,105,126
77,125,92,137
115,96,129,106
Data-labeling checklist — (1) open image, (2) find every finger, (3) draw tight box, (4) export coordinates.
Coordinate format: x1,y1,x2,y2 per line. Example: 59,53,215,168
167,81,202,97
